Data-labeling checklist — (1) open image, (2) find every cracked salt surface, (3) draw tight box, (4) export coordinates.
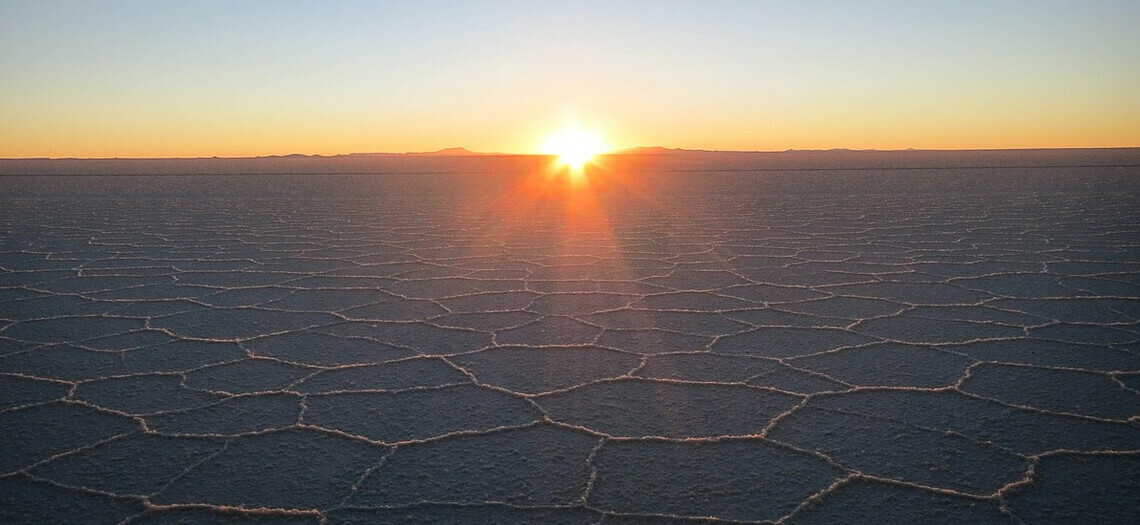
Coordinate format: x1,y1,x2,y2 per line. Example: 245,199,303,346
1,170,1139,523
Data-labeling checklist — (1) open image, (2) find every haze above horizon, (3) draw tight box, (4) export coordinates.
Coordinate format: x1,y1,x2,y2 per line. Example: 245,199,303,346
2,1,1137,158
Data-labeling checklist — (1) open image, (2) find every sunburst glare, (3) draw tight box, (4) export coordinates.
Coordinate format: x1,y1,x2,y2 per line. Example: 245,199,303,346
540,124,610,171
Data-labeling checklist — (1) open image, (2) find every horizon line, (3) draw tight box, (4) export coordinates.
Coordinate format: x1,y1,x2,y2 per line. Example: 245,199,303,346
4,145,1140,162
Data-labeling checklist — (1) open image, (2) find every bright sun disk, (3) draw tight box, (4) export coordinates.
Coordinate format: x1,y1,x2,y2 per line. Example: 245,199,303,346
541,125,609,170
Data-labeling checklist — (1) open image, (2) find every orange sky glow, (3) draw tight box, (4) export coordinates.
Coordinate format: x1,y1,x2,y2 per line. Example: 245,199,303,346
1,1,1137,158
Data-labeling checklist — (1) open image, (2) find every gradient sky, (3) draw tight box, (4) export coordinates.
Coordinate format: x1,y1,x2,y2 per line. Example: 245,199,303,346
1,1,1137,157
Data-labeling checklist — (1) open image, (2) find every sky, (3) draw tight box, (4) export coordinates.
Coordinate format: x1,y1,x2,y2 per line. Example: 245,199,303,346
1,0,1137,157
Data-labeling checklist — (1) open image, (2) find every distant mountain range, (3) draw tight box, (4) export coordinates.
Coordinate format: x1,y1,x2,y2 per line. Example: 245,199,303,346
346,147,505,157
1,147,1137,176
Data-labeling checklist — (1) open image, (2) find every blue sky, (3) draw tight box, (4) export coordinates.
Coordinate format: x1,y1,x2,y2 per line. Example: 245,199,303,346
2,1,1136,156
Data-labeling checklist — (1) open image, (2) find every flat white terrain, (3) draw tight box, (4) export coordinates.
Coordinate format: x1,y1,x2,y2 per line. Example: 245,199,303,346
1,169,1138,523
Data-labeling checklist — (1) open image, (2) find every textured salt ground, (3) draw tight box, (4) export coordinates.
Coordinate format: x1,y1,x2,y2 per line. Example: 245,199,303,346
1,171,1139,523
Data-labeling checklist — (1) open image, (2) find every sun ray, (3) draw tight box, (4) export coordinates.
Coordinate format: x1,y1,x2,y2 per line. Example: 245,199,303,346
540,124,610,171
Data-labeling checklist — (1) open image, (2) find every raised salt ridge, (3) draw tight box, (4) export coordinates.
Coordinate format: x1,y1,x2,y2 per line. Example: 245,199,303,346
1,170,1138,523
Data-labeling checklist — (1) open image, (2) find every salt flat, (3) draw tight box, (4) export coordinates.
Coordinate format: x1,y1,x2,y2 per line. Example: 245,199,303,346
1,168,1139,524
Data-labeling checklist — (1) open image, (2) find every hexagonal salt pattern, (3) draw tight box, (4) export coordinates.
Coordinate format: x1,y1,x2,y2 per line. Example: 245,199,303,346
1,172,1138,523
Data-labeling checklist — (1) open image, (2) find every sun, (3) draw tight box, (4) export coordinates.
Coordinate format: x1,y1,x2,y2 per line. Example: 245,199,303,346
540,124,609,170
